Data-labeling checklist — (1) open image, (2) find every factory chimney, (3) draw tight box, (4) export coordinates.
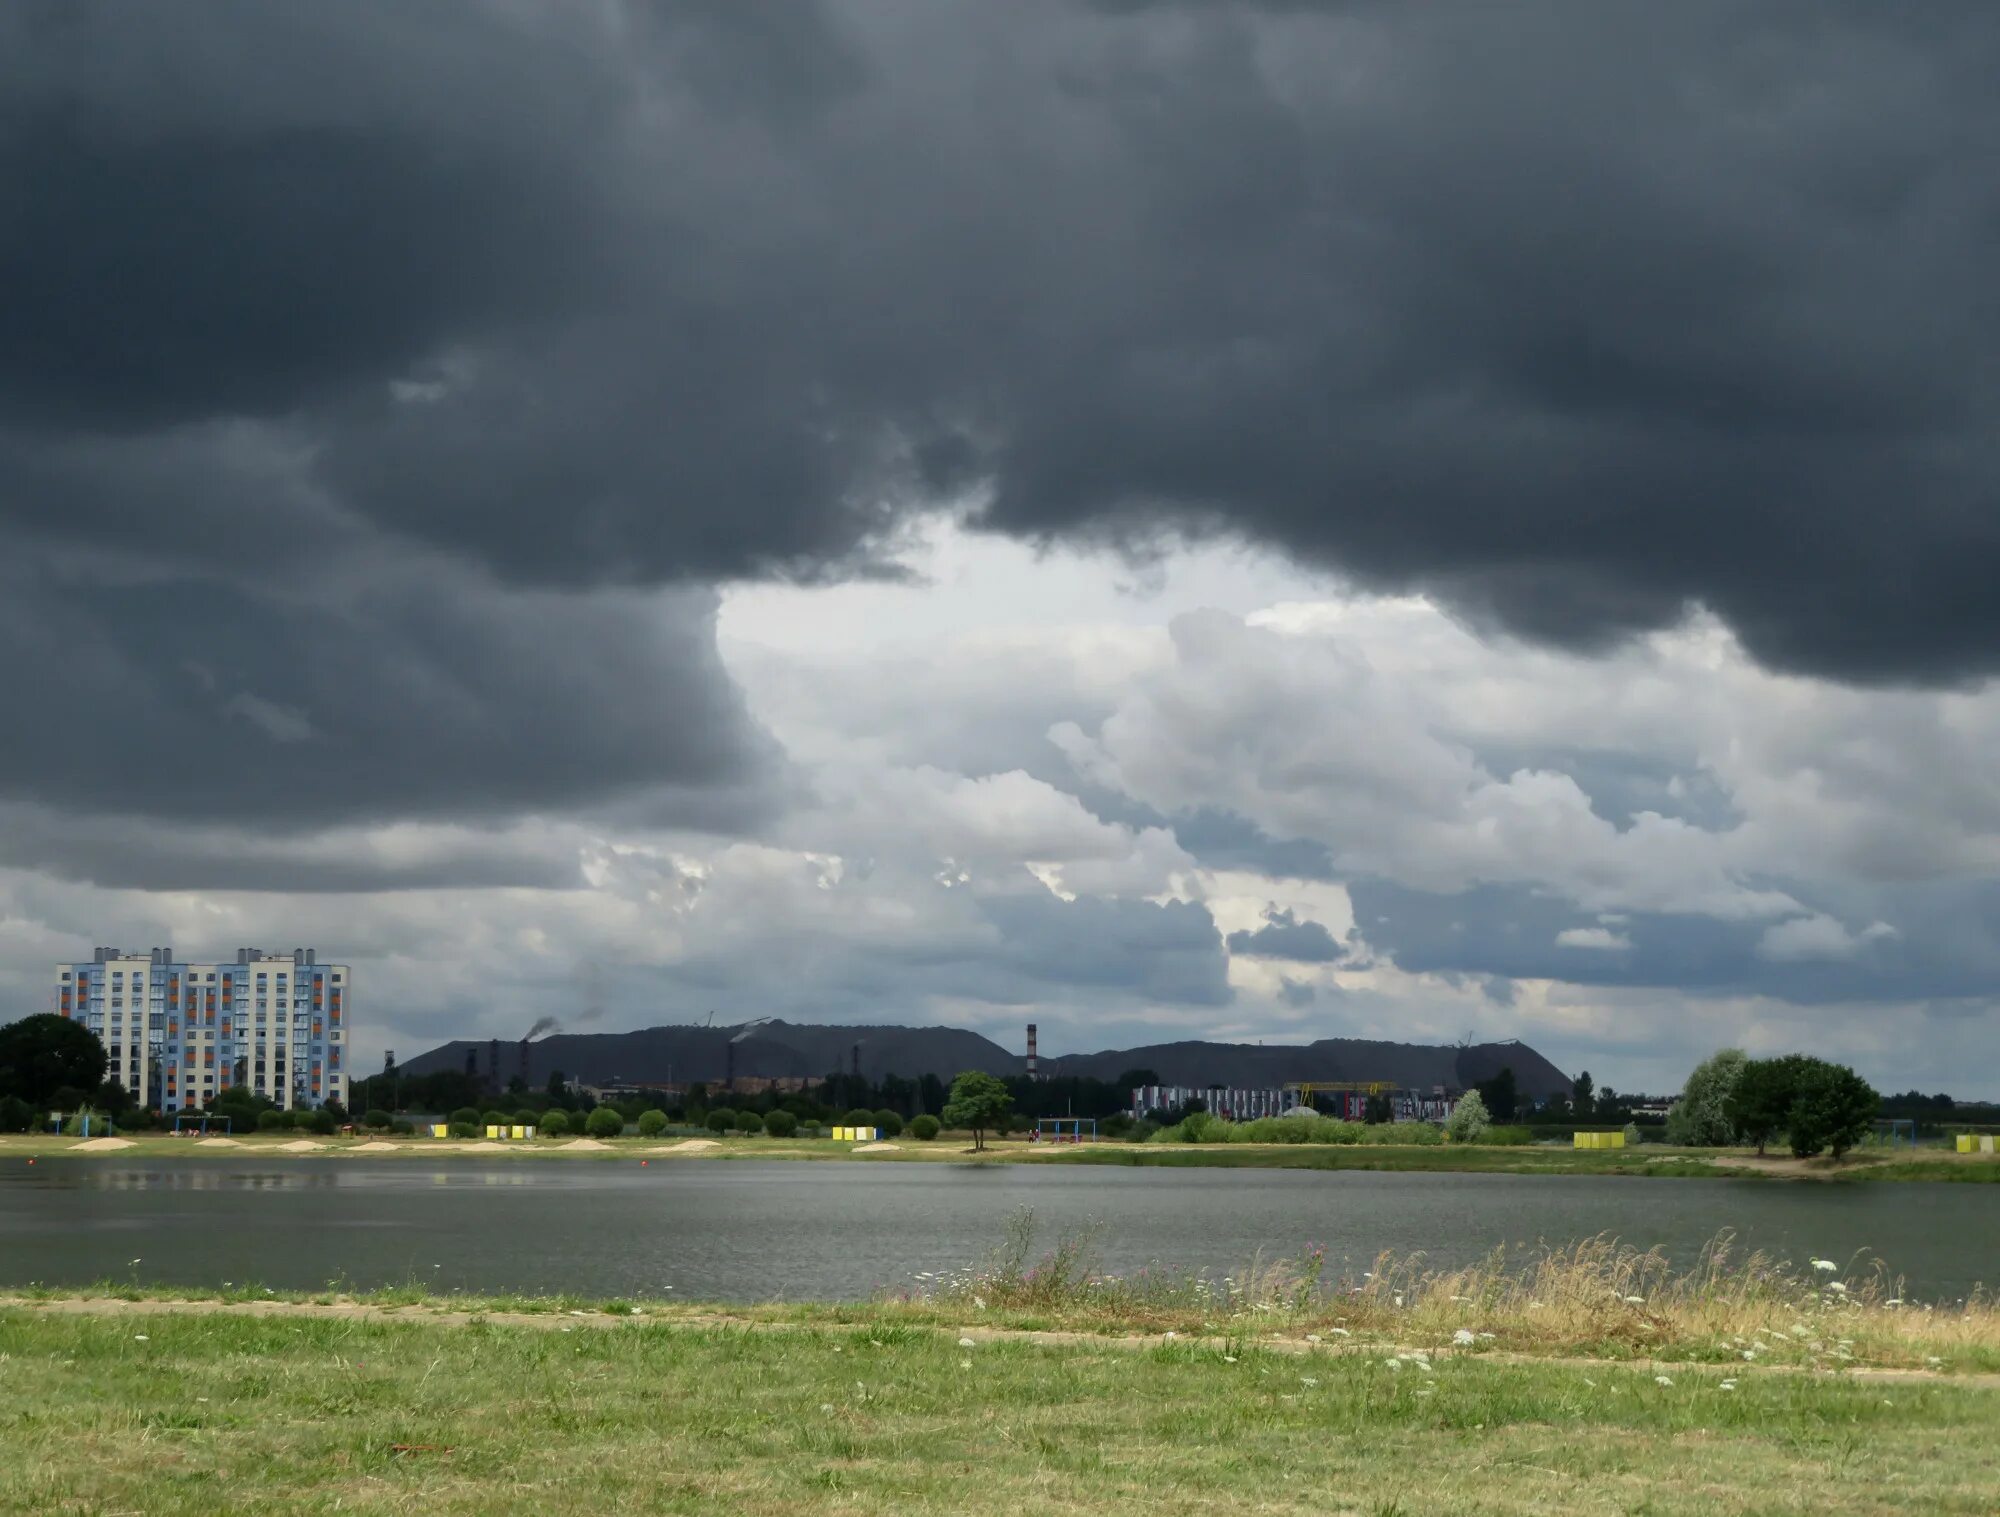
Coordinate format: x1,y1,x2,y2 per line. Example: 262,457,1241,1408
1026,1023,1038,1079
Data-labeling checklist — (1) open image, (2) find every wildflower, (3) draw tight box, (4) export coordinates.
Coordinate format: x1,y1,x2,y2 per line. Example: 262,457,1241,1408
1476,1332,1496,1341
1810,1259,1838,1273
959,1359,972,1370
1654,1375,1674,1387
1163,1330,1177,1340
1393,1294,1405,1308
1301,1376,1320,1387
1414,1386,1435,1398
133,1334,148,1342
629,1307,643,1316
1719,1380,1738,1392
972,1295,987,1310
128,1258,142,1266
1384,1359,1402,1372
1741,1350,1757,1361
1223,1355,1238,1364
1623,1295,1645,1304
820,1403,834,1414
958,1336,976,1348
1453,1329,1477,1346
1329,1328,1352,1337
1305,1333,1322,1344
1826,1282,1848,1294
1925,1356,1944,1367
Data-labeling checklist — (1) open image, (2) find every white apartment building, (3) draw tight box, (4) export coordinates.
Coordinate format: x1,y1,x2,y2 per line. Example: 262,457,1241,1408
56,946,350,1112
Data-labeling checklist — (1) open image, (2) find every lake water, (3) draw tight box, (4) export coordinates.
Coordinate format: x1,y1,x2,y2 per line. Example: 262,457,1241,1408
4,1160,1995,1302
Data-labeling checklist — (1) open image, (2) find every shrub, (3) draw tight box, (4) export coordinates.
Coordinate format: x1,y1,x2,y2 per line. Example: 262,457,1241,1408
450,1107,481,1129
1665,1048,1748,1147
762,1109,798,1138
257,1109,287,1132
389,1118,414,1136
481,1110,509,1132
290,1109,317,1130
706,1108,736,1135
539,1109,570,1137
1445,1090,1490,1143
362,1108,393,1130
448,1122,477,1139
1623,1123,1643,1146
909,1114,941,1141
306,1109,337,1135
637,1108,668,1137
1477,1124,1534,1146
797,1121,824,1138
584,1106,625,1139
0,1095,33,1133
841,1108,876,1130
871,1109,904,1138
735,1110,765,1133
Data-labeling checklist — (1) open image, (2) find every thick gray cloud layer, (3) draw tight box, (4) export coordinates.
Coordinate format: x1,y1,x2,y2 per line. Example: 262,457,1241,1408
6,3,2000,1093
7,0,1999,703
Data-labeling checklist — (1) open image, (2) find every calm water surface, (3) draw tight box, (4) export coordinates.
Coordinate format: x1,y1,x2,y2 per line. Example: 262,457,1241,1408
3,1160,1994,1301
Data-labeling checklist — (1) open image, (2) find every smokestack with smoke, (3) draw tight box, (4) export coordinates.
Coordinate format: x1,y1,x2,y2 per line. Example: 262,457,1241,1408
525,1016,560,1040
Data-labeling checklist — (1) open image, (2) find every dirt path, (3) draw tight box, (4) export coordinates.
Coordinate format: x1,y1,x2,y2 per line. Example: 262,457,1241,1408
5,1294,1990,1388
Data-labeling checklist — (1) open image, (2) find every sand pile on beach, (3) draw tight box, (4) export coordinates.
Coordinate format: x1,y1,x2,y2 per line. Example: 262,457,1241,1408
854,1142,901,1153
277,1140,327,1152
561,1138,611,1151
195,1136,243,1148
456,1141,505,1151
69,1136,135,1152
349,1140,401,1152
668,1138,719,1152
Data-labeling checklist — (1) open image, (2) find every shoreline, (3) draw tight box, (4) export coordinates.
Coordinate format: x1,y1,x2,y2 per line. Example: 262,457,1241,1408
4,1131,1995,1182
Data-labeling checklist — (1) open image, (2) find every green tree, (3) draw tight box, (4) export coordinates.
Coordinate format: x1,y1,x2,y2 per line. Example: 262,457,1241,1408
940,1070,1012,1151
306,1109,336,1135
0,1014,107,1105
450,1106,481,1129
481,1109,509,1131
1730,1054,1813,1156
1362,1091,1394,1125
362,1108,393,1130
0,1094,33,1132
871,1108,904,1138
909,1113,941,1141
762,1109,798,1138
256,1109,287,1132
539,1108,570,1137
1116,1068,1162,1090
841,1107,876,1129
1664,1049,1747,1147
1473,1066,1518,1122
1733,1054,1879,1159
705,1108,735,1135
584,1106,624,1139
636,1108,668,1137
1788,1061,1879,1159
1445,1089,1490,1142
1572,1071,1595,1117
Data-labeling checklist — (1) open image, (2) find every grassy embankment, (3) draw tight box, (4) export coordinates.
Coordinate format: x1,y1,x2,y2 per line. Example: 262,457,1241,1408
4,1128,1996,1180
5,1232,1998,1515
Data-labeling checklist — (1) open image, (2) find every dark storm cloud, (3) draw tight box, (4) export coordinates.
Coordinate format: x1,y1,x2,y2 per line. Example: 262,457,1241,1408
7,0,2000,846
1225,907,1346,962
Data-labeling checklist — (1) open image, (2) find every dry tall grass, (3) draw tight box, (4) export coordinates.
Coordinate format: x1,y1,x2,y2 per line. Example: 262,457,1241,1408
906,1214,1998,1371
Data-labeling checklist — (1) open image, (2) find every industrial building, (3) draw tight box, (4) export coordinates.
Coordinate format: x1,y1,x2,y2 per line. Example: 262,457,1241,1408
1130,1082,1460,1124
55,946,349,1112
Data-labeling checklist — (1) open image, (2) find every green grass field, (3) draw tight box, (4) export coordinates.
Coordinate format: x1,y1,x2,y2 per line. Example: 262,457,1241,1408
2,1300,1995,1516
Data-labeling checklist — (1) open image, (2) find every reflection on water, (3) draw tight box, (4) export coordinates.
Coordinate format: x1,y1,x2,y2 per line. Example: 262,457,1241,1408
3,1158,1994,1303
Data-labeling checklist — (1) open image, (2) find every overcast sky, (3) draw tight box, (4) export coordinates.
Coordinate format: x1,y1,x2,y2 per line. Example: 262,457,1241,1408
4,1,1997,1096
